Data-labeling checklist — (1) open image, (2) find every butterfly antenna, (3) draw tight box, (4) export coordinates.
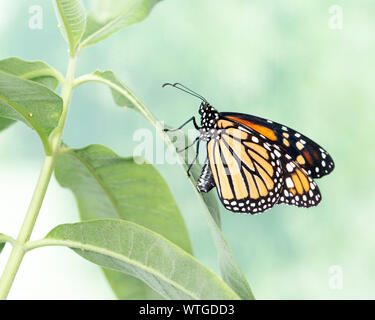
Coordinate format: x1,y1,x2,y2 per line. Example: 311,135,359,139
162,82,207,102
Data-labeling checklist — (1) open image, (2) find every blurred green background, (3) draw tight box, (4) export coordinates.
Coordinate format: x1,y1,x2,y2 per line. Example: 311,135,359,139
0,0,374,299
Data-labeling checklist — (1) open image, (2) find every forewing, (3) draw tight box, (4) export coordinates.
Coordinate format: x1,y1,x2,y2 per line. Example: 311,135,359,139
221,112,334,179
206,119,284,214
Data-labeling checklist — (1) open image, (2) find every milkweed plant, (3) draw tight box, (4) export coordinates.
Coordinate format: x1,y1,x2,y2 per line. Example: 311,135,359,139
0,0,254,300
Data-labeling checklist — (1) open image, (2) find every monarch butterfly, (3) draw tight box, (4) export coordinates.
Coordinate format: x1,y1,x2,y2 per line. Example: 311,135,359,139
163,83,334,214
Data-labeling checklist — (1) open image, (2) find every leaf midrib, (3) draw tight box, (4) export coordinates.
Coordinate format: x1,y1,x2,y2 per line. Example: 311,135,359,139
34,219,240,300
56,0,75,53
40,237,200,299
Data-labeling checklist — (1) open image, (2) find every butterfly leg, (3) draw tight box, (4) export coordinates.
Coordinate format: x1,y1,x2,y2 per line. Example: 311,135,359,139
163,116,199,132
176,136,199,153
186,138,201,177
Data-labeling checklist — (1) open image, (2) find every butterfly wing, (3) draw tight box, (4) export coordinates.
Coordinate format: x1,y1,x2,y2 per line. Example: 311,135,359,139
206,118,284,214
277,152,322,207
220,112,335,179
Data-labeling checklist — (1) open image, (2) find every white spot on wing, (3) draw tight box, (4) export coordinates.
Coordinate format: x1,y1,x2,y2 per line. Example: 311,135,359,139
286,163,293,172
252,136,259,143
286,177,294,188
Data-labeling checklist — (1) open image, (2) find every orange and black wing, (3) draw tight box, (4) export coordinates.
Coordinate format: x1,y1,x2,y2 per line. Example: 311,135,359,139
221,112,334,179
277,152,322,207
206,119,284,214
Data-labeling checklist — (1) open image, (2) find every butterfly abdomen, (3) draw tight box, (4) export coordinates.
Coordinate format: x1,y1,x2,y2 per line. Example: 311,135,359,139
196,159,216,193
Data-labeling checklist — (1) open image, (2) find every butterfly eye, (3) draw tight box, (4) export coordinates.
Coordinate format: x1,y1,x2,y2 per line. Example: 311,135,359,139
199,102,206,115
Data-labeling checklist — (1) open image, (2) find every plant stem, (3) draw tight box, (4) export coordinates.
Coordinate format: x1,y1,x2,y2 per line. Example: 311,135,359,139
0,234,16,246
73,74,171,150
0,56,77,300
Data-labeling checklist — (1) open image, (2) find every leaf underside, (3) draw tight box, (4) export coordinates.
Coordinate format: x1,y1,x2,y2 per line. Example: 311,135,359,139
92,70,139,109
46,220,240,300
55,144,193,300
0,243,5,255
0,117,15,132
0,57,62,133
0,57,60,90
0,71,62,150
81,0,163,48
54,0,86,54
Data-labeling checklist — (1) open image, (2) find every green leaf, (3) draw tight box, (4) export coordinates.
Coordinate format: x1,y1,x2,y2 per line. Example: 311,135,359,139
0,57,63,133
0,71,63,153
0,117,15,132
102,269,162,299
92,70,139,109
55,144,192,299
0,234,12,255
44,219,240,300
81,0,162,48
0,57,61,90
54,0,86,55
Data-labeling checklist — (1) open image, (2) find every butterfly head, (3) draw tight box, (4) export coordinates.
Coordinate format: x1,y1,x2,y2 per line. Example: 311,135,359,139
162,82,219,130
199,102,219,130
